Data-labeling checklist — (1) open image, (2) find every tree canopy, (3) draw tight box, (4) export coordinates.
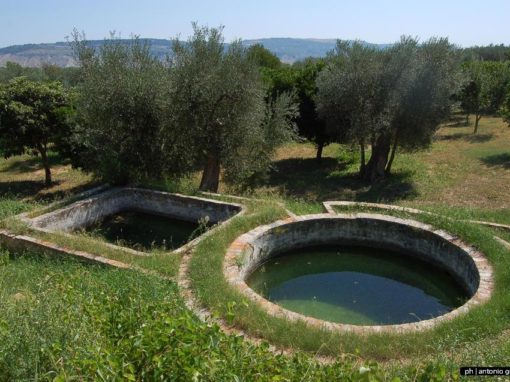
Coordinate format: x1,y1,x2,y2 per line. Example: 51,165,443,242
457,61,510,133
68,25,296,191
246,43,282,70
70,33,167,184
462,44,510,62
316,37,460,181
0,77,71,185
259,59,331,162
0,61,80,87
501,92,510,126
166,24,297,192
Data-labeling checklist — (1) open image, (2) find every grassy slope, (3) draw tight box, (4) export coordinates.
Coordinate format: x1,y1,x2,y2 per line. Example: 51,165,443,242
0,151,96,203
0,172,386,381
0,116,509,380
0,203,397,381
2,116,507,211
188,202,510,363
4,255,393,381
247,116,510,219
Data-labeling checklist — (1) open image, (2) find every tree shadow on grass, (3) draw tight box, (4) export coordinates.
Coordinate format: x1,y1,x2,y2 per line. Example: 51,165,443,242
465,133,494,143
435,132,467,141
445,115,470,128
0,179,98,203
0,180,50,199
480,153,510,169
265,157,417,203
340,172,418,203
1,154,66,174
434,132,493,143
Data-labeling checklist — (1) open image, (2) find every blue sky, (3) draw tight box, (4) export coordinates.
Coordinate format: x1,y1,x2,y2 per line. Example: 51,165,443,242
1,0,509,48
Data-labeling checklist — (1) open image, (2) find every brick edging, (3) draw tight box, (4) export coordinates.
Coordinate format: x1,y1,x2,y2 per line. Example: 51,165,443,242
323,201,510,232
223,213,494,335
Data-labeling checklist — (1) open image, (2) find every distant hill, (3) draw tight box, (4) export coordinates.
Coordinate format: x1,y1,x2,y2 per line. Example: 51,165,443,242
242,38,389,63
0,38,390,67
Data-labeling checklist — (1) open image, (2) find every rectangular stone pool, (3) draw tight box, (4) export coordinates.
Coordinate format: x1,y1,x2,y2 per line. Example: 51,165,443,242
83,210,209,251
25,187,243,253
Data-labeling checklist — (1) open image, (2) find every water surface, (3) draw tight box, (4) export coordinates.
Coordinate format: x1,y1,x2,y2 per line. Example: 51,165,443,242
84,210,206,251
246,246,468,325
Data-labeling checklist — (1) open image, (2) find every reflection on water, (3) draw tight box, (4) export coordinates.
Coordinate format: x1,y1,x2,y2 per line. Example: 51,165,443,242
84,210,206,251
247,246,469,325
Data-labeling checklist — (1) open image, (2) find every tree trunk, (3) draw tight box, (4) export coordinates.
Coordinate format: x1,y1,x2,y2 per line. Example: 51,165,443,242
359,140,366,177
38,145,52,186
474,114,482,134
385,135,399,175
199,154,221,192
316,141,325,165
364,134,391,183
465,113,470,125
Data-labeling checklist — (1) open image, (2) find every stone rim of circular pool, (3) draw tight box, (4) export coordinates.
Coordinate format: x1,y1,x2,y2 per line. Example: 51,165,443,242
223,213,494,334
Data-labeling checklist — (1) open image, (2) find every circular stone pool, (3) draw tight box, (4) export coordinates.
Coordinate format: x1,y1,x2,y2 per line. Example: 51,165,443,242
224,214,494,333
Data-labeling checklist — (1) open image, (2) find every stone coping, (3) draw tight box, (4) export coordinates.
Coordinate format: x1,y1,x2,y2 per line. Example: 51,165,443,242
20,187,244,255
323,200,510,232
0,189,248,280
0,229,131,269
224,213,494,334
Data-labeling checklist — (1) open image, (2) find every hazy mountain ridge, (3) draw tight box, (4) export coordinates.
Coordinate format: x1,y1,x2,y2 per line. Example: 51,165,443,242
0,38,389,67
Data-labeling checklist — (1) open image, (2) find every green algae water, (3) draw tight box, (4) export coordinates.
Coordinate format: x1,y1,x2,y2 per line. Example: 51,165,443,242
246,246,469,325
84,210,206,251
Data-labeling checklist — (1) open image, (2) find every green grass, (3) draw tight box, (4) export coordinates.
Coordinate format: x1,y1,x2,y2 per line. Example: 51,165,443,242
0,213,500,380
249,116,510,211
2,250,434,381
0,197,34,219
1,117,510,380
0,151,96,204
0,252,181,380
22,225,183,278
187,202,510,367
331,202,510,227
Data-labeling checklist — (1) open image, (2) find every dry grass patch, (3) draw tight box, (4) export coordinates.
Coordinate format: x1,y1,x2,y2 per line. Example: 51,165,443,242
408,116,510,209
0,152,96,203
255,116,510,212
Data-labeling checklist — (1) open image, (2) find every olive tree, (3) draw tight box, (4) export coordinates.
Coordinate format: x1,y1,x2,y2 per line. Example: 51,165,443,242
382,38,459,175
317,37,459,182
0,77,70,185
70,33,168,184
166,25,297,192
316,41,384,176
